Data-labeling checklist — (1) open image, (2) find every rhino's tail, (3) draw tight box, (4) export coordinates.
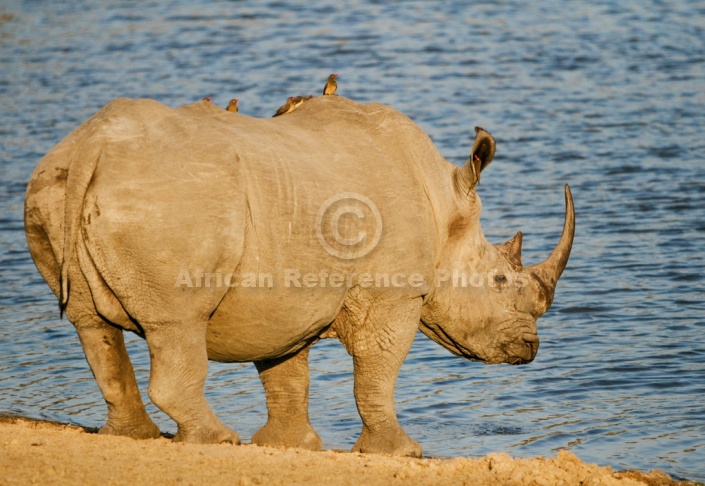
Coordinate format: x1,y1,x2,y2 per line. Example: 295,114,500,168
59,141,105,317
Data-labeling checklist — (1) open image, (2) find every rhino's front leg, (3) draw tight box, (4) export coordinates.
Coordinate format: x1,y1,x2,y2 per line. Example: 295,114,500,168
338,295,422,457
144,322,240,445
74,319,160,440
252,343,322,450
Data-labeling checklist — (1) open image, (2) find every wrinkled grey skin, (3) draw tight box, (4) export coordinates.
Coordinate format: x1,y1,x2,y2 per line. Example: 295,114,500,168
24,96,574,457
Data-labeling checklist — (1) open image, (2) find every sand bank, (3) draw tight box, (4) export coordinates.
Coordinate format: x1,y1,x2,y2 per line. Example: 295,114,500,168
0,415,692,485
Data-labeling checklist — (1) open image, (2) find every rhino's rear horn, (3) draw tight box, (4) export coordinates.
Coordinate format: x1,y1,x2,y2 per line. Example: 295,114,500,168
495,231,523,269
527,185,575,306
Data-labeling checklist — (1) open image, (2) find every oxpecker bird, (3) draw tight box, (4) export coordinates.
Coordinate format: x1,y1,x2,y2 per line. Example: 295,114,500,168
323,74,338,95
273,97,296,117
202,97,212,102
468,126,496,184
226,98,239,112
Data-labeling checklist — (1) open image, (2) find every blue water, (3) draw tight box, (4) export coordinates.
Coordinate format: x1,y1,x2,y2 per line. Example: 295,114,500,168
1,0,704,481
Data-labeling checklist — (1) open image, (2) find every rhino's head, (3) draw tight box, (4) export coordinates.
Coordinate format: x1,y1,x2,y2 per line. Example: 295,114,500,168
420,132,575,365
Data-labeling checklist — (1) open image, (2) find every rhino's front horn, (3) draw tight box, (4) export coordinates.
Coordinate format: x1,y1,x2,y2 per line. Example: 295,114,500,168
527,185,575,311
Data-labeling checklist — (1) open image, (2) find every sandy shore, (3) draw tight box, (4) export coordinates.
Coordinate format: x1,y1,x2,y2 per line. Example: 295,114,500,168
0,415,694,485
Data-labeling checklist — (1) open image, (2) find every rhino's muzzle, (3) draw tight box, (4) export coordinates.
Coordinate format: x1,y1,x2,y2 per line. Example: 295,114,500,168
509,333,539,365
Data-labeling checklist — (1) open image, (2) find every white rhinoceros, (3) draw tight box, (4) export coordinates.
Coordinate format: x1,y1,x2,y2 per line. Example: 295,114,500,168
24,96,574,457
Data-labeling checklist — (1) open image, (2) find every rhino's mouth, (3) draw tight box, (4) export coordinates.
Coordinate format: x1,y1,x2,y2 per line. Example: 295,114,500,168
419,319,538,365
496,320,540,365
419,321,484,362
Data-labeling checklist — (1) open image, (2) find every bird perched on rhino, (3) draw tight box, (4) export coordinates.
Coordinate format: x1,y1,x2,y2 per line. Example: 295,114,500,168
323,74,338,95
202,97,212,102
292,96,310,108
467,126,496,185
225,99,239,113
272,97,297,117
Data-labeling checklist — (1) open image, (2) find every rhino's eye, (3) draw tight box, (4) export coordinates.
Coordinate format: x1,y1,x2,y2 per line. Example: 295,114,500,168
495,275,507,286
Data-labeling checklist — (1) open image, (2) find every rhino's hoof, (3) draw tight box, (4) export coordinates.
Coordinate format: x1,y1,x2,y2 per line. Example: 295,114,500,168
252,422,323,451
352,427,422,457
99,419,161,440
352,440,422,458
173,425,241,445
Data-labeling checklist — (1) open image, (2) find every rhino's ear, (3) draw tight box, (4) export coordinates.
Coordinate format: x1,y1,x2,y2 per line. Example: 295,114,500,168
495,231,523,269
461,126,496,187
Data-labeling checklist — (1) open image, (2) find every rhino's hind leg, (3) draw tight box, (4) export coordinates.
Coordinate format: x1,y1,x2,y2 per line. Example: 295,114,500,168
75,321,161,439
65,259,159,440
144,322,240,445
252,343,322,450
338,295,423,457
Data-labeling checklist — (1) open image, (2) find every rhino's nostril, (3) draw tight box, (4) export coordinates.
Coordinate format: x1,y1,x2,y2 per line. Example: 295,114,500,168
523,333,539,346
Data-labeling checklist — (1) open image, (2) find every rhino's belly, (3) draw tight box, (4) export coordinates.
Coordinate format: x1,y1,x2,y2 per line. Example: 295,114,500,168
205,285,345,362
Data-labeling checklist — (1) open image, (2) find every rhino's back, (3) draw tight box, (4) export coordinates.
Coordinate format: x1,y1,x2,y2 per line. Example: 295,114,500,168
214,95,448,274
